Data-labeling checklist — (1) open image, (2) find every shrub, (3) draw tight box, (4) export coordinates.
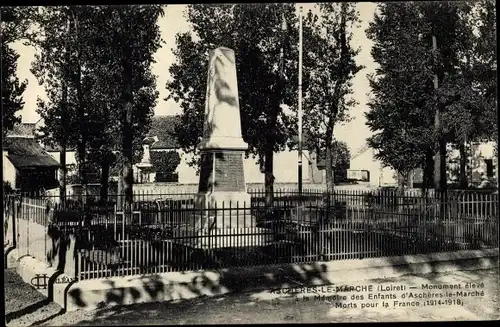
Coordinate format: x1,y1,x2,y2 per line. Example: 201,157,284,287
3,181,14,194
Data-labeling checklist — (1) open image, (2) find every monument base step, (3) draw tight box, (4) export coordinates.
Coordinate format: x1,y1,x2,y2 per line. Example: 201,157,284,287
172,227,274,249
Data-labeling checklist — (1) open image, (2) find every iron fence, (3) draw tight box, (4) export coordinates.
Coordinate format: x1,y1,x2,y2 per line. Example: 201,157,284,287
4,188,498,282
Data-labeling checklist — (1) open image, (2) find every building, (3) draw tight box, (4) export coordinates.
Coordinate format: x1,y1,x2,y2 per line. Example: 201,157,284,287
394,142,498,189
2,123,60,192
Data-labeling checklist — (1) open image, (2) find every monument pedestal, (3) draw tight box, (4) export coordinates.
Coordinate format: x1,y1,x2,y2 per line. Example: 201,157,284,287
195,191,253,228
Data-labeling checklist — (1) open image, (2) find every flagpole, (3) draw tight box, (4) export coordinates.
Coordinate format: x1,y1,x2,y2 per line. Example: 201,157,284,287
298,6,303,196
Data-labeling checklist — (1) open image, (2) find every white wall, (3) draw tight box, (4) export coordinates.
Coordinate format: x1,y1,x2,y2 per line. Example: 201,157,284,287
47,150,77,167
47,150,78,179
243,149,313,184
175,149,199,184
3,151,17,188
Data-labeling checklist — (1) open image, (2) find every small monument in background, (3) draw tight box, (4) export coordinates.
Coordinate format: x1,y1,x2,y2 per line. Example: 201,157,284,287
135,136,157,183
175,47,272,248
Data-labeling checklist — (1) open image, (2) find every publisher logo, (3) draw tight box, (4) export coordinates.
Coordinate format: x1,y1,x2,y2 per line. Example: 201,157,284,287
30,273,75,289
31,274,49,289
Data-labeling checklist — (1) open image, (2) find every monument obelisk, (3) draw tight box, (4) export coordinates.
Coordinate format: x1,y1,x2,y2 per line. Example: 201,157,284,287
195,47,252,227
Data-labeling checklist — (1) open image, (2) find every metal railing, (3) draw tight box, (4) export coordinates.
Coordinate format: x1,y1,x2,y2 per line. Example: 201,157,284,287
4,188,498,281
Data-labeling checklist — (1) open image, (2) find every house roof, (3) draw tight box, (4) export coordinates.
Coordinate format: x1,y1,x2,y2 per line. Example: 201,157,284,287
6,123,36,137
148,115,181,149
39,116,181,152
3,137,60,168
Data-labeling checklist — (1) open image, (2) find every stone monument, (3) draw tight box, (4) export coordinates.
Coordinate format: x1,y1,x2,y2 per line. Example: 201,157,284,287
136,136,157,183
175,47,272,248
196,47,251,216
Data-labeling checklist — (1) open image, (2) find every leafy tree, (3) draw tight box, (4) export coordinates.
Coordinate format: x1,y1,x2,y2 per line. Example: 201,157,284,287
365,2,436,190
316,140,351,184
30,6,163,203
422,1,495,189
167,4,299,205
149,151,181,174
367,2,497,191
472,0,497,141
30,6,89,201
1,36,27,137
300,3,363,193
330,140,351,170
94,5,163,205
419,1,495,189
1,7,31,137
1,7,35,43
474,0,498,186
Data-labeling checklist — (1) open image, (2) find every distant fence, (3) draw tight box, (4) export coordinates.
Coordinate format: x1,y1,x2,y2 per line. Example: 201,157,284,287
4,188,498,281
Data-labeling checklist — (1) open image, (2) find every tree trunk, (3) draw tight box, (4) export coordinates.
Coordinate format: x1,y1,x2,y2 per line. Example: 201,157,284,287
397,171,408,214
100,159,110,203
264,147,274,210
397,172,405,192
59,144,67,205
122,108,134,207
121,18,134,209
325,145,334,194
459,142,467,189
422,150,434,219
117,164,124,208
74,11,87,206
422,149,434,193
59,14,70,207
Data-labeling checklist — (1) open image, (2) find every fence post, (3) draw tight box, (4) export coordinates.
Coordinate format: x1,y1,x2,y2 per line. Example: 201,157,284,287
27,197,30,256
318,194,324,261
12,197,17,248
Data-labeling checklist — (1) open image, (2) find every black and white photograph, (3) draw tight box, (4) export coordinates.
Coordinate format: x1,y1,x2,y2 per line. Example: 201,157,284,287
2,2,498,325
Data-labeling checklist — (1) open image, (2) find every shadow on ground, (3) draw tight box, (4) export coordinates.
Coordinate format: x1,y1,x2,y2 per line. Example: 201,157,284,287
59,268,500,325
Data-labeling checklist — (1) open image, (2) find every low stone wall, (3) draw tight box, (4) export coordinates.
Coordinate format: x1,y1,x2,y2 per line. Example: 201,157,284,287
46,183,330,198
131,182,328,195
247,183,327,192
132,183,198,194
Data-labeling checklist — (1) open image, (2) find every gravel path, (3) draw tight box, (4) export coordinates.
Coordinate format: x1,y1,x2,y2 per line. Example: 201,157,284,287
5,267,499,325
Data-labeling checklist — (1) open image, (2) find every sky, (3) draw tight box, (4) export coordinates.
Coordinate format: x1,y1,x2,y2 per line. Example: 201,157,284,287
11,3,378,157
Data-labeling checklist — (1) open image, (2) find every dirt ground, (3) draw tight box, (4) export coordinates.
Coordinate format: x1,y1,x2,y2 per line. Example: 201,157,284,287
5,267,499,325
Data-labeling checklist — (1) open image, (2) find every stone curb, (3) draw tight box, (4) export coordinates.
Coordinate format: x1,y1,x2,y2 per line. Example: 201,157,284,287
10,248,499,312
4,246,17,269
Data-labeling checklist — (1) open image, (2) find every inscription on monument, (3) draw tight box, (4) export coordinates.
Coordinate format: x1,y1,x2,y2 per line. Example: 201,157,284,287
213,151,246,193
